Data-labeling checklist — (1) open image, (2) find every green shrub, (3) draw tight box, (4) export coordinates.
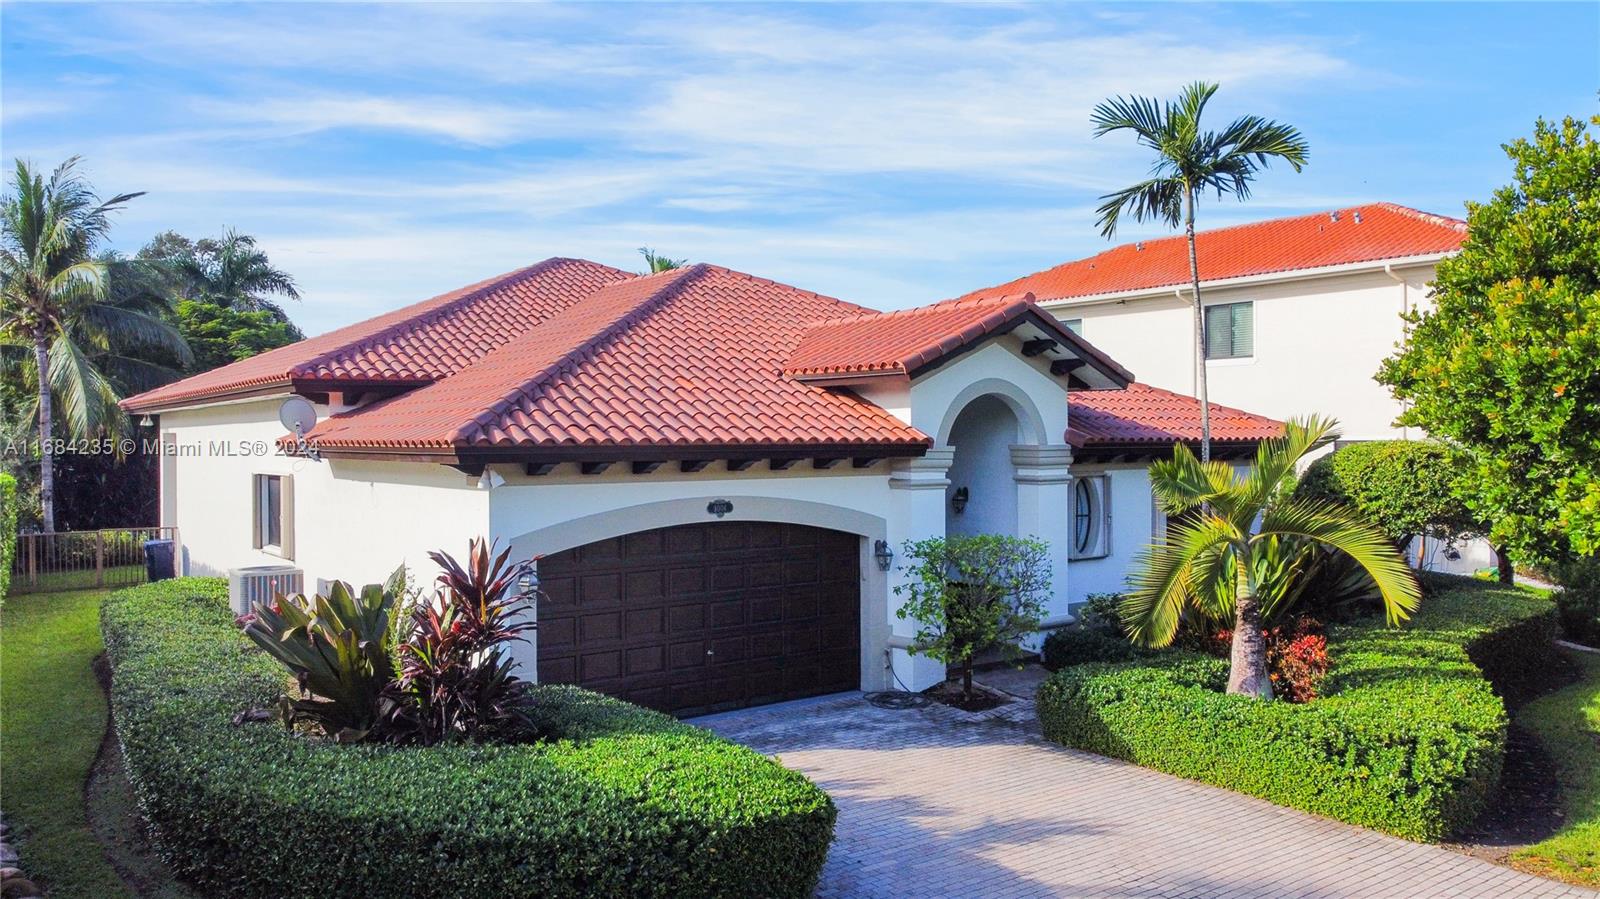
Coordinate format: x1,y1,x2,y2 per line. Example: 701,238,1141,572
1552,557,1600,647
1297,440,1483,548
103,578,835,898
895,534,1049,701
0,472,14,600
1041,627,1145,669
1037,576,1557,841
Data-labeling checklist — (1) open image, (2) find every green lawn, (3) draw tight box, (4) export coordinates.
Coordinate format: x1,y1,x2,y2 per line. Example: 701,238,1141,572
0,589,133,898
1513,648,1600,886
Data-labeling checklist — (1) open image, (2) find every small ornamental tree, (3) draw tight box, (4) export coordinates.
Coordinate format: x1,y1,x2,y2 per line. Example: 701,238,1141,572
1379,114,1600,567
1296,440,1486,552
895,534,1050,702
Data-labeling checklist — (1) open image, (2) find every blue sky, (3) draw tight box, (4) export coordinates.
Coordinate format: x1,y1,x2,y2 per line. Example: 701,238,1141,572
2,2,1595,335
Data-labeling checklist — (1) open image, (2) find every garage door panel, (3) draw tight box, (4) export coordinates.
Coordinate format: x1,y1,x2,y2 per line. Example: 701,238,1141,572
668,640,707,670
580,650,623,681
668,604,705,632
668,567,705,595
538,521,860,717
580,572,623,604
625,607,665,638
625,645,665,675
708,598,745,628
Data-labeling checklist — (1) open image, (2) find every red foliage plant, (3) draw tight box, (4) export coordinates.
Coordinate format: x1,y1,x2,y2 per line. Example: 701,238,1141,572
1205,617,1330,703
382,538,540,744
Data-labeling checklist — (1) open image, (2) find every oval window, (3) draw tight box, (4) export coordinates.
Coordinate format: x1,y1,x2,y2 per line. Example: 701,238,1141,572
1074,478,1095,554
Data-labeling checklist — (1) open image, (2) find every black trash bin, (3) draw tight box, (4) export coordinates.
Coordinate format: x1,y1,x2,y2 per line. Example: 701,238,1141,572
143,538,176,582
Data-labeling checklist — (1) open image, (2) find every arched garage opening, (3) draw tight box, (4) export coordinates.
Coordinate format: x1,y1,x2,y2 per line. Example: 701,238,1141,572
503,496,888,717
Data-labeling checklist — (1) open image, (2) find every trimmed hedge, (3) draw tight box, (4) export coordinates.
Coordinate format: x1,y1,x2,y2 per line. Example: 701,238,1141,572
0,472,15,600
1297,440,1481,546
103,578,835,898
1037,576,1558,841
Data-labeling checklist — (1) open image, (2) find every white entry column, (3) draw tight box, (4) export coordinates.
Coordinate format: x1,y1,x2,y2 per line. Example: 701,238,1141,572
1011,445,1074,628
885,447,954,691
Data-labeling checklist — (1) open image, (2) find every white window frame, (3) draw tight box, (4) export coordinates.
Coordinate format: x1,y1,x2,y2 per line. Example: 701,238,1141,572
1203,300,1254,361
1061,318,1084,336
252,473,294,560
1069,474,1112,560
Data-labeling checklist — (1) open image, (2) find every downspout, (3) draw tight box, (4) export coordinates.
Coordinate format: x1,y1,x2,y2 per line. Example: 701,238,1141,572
1383,263,1411,442
1176,286,1194,396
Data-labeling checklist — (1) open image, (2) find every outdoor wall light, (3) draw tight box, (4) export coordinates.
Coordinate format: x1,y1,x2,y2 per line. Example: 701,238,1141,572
950,486,970,515
515,562,540,600
873,539,894,571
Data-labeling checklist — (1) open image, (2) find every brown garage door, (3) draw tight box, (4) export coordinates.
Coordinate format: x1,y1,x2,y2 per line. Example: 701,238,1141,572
535,521,861,717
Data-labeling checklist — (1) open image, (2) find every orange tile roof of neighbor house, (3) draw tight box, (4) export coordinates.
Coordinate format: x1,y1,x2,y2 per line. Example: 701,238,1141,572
963,203,1466,303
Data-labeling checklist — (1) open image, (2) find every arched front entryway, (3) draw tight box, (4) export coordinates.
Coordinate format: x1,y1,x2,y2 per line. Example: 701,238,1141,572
944,394,1023,539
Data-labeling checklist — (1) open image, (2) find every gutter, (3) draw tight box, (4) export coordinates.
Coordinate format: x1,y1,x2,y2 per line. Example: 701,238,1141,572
1035,253,1455,311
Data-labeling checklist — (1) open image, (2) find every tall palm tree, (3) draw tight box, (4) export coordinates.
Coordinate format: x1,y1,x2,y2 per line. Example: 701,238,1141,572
638,247,685,273
1091,82,1309,462
176,228,301,324
1121,416,1420,699
0,157,190,531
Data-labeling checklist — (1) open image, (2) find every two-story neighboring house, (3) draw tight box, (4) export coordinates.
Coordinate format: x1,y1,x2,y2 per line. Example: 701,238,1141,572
963,203,1467,444
964,202,1490,573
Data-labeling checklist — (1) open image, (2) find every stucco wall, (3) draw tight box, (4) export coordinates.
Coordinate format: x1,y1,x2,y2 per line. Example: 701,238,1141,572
157,399,489,591
945,394,1020,539
1048,265,1437,441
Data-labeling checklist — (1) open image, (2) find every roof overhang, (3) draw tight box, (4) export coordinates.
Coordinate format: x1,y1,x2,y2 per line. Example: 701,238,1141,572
298,440,932,474
123,377,432,416
1036,252,1454,311
1069,439,1263,464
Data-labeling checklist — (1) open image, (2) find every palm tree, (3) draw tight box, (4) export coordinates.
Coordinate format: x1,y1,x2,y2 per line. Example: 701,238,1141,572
1121,416,1420,699
638,247,685,273
1091,82,1308,462
175,228,301,324
0,157,190,531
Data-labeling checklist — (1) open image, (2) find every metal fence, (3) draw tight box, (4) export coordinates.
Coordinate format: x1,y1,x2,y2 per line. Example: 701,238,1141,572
9,527,178,595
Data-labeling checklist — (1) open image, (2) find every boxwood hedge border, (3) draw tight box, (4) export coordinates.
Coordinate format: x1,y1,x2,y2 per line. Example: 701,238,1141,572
102,578,835,898
1036,575,1558,841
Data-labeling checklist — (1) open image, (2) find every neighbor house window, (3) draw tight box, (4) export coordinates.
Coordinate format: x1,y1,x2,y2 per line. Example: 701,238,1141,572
1204,301,1253,359
252,474,293,559
1062,318,1084,336
1070,475,1111,559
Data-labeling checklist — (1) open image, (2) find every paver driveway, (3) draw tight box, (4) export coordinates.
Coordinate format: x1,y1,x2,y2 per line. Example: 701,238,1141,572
696,691,1596,899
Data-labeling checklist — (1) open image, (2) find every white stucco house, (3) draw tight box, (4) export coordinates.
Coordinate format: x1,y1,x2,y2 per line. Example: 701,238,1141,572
122,258,1280,717
963,202,1488,572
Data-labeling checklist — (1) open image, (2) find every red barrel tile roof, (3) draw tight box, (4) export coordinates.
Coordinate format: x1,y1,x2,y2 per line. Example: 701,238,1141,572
304,264,930,452
1067,383,1283,448
785,293,1132,385
122,257,633,412
963,203,1466,303
126,254,1284,460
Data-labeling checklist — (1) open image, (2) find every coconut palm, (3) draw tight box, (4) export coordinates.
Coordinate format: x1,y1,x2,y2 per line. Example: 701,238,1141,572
1121,415,1420,699
638,247,685,273
1092,82,1308,462
0,157,190,531
175,228,301,323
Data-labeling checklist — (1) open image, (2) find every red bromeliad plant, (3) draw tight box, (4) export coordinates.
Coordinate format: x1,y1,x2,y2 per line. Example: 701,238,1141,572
383,538,539,744
1203,617,1331,703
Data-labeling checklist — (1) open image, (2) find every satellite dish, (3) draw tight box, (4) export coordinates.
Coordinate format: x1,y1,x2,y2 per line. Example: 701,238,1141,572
278,397,318,435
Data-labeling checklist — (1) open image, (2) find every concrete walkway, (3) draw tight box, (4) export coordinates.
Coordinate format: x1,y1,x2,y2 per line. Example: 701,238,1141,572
696,686,1595,899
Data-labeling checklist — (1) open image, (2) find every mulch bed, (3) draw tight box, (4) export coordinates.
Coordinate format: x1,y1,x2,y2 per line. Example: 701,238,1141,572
922,680,1011,712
